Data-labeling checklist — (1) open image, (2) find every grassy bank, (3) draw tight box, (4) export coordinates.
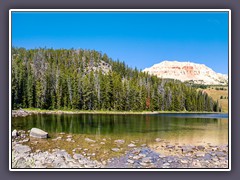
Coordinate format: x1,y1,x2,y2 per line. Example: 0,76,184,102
21,108,227,115
198,86,229,113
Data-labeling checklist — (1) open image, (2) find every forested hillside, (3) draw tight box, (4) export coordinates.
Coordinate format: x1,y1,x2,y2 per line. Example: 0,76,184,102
11,48,221,112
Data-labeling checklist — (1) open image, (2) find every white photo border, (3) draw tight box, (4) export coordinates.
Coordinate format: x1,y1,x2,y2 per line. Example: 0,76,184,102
9,9,231,171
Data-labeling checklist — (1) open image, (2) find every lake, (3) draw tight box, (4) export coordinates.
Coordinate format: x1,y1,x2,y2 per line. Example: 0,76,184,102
12,113,228,146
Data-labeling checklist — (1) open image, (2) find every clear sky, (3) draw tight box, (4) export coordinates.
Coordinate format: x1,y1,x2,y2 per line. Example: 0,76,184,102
12,11,229,74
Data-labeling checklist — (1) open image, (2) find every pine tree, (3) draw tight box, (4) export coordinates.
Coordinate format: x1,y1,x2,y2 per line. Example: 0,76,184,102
11,47,221,112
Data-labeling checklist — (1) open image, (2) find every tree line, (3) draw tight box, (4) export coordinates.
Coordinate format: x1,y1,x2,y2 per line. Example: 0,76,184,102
11,47,221,112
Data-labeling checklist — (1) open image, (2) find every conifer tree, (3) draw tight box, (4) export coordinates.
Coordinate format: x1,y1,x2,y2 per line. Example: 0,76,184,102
11,47,220,112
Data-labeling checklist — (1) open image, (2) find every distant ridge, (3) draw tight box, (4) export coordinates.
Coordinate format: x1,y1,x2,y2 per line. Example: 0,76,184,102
143,61,228,85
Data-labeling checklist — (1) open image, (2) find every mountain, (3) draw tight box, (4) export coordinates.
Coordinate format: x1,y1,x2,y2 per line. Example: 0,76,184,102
143,61,228,85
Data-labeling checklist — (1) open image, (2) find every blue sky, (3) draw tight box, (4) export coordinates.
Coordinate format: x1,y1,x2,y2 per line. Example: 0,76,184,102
12,11,229,74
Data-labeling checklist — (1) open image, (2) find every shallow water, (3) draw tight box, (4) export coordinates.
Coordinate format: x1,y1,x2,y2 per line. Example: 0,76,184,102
12,113,228,146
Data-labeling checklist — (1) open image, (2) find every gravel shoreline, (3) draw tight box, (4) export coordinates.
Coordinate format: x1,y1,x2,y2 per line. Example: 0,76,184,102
12,109,160,117
12,109,226,117
11,130,228,169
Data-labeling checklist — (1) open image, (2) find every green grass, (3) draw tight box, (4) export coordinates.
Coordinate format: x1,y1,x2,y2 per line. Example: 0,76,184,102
22,108,226,115
199,86,228,113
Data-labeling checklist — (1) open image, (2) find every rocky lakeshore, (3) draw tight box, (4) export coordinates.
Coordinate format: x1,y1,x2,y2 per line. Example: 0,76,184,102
106,145,228,168
12,109,31,117
12,143,103,168
12,109,226,117
12,109,161,117
11,129,228,169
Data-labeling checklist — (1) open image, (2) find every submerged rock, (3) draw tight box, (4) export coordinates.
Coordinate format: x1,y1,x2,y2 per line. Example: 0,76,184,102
166,145,175,149
30,128,48,139
85,138,96,143
181,145,195,154
155,138,162,142
114,139,125,145
66,138,72,142
112,148,120,152
197,145,205,151
128,143,136,148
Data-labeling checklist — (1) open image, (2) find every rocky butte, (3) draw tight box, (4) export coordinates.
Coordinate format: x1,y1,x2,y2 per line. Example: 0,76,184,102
143,61,228,85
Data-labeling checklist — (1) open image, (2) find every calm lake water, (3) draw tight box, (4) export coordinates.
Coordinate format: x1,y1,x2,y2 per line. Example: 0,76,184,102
12,113,228,146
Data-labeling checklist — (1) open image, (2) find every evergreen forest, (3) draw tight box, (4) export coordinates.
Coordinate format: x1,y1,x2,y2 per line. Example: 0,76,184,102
11,48,222,112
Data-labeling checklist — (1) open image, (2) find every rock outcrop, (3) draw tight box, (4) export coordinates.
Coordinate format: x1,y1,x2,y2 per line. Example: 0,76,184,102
143,61,228,85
